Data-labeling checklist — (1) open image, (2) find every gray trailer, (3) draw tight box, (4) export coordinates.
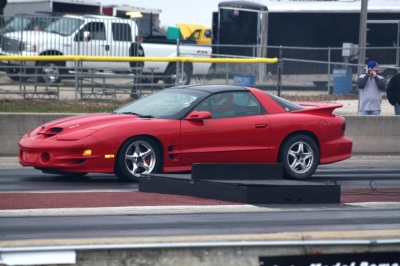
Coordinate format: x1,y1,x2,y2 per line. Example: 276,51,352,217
4,0,102,16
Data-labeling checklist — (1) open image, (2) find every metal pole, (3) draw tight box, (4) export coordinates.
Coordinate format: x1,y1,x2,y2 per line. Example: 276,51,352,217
277,46,282,97
358,0,368,75
74,61,78,104
328,47,331,95
176,39,180,86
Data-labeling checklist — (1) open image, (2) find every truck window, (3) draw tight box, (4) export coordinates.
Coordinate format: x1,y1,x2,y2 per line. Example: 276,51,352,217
188,30,200,40
83,22,106,40
4,16,31,31
46,17,84,36
111,23,132,42
204,29,211,38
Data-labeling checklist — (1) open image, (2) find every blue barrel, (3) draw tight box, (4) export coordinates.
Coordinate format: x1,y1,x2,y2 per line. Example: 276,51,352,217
333,68,353,94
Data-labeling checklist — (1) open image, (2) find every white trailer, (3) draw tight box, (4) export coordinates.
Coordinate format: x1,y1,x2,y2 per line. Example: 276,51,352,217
4,0,102,16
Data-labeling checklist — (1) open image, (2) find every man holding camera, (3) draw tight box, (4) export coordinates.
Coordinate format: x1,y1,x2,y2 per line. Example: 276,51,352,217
356,60,386,115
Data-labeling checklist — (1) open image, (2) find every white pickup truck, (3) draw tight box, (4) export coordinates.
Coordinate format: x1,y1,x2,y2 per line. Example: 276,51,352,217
1,14,212,84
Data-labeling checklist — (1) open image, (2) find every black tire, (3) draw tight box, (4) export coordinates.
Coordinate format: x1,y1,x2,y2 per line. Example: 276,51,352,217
164,63,192,85
6,67,29,82
279,134,319,180
115,137,161,182
382,69,398,84
35,61,64,83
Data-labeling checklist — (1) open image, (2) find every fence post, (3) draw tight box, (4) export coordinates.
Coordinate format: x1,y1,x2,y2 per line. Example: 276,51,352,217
74,61,78,104
176,40,180,86
328,47,332,95
226,62,229,85
277,46,283,97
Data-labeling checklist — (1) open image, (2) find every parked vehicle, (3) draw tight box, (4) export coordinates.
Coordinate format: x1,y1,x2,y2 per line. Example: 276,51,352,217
177,23,211,45
18,85,353,182
212,0,400,78
1,14,212,84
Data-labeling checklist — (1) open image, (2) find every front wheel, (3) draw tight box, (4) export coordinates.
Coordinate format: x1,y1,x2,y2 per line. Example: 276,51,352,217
35,61,64,83
279,135,319,180
6,67,29,82
115,137,161,182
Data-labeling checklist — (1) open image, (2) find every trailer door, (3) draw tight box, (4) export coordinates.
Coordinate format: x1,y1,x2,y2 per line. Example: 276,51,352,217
367,20,400,67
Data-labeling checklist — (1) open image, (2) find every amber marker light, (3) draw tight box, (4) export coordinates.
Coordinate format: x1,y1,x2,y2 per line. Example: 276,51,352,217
82,149,92,156
105,154,115,159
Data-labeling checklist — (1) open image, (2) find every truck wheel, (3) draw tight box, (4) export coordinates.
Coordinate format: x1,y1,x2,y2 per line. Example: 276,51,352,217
164,64,192,85
36,61,64,83
6,67,28,82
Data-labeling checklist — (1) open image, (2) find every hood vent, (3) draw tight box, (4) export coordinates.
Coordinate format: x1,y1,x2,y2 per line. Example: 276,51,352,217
51,127,63,133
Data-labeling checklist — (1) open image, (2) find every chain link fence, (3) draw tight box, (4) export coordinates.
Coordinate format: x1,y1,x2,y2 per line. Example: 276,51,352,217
0,14,399,115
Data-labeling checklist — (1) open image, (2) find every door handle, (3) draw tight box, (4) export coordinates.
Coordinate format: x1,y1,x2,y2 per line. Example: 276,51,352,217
101,44,110,51
255,123,268,128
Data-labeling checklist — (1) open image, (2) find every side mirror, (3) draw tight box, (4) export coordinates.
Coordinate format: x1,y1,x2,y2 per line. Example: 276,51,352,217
84,31,91,42
185,110,212,120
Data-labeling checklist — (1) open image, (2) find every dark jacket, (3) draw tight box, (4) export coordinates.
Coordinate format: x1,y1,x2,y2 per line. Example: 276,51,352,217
129,43,145,69
386,73,400,106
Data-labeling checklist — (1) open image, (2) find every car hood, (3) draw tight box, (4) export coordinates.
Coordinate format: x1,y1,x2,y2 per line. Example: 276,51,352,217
34,113,142,137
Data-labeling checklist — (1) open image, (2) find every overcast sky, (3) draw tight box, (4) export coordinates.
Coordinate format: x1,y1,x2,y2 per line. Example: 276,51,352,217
100,0,223,28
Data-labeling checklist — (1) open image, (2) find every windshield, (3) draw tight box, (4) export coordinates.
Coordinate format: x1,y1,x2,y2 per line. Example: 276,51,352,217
5,17,31,31
45,17,84,36
114,89,208,119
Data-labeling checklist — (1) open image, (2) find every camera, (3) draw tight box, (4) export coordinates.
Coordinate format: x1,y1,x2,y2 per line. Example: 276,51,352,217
367,68,372,75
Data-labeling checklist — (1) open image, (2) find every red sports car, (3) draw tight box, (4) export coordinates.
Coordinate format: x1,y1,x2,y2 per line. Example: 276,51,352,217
19,85,352,181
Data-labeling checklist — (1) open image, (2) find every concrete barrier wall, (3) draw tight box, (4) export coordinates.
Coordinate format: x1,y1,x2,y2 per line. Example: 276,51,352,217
1,113,399,156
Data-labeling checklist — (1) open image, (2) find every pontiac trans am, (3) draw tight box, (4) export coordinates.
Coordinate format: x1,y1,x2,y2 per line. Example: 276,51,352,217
19,85,352,181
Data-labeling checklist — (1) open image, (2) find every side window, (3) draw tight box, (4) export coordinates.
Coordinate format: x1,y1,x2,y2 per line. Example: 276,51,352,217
194,92,261,119
204,30,211,38
82,22,106,41
188,30,201,40
111,23,132,42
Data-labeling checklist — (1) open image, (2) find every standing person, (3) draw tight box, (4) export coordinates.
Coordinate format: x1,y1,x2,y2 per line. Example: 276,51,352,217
386,72,400,115
129,35,145,100
356,60,386,115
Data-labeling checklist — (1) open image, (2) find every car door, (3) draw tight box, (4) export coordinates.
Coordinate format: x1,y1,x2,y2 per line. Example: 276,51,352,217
107,21,134,70
180,91,271,166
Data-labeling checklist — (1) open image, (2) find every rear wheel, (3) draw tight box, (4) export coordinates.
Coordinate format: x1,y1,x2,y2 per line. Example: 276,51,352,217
279,135,319,180
115,137,161,182
164,64,192,85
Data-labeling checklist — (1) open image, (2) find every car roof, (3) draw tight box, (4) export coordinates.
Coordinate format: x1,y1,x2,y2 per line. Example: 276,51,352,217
168,85,250,93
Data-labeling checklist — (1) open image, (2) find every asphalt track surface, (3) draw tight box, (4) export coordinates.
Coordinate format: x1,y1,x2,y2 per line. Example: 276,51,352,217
1,154,400,241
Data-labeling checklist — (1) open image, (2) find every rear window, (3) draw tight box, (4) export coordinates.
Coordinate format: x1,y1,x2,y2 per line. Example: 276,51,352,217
266,92,305,112
112,23,132,42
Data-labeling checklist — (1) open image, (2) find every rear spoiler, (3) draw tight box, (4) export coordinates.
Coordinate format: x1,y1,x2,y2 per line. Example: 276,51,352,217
292,102,343,114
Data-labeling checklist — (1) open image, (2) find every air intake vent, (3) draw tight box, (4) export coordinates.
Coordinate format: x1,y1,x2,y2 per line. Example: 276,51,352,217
51,127,63,133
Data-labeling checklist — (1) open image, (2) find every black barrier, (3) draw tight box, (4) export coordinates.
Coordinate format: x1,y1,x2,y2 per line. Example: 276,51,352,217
259,252,400,266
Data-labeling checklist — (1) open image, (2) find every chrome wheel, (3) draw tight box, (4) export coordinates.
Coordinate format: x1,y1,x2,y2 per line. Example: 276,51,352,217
124,140,157,177
280,135,319,180
286,141,314,175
